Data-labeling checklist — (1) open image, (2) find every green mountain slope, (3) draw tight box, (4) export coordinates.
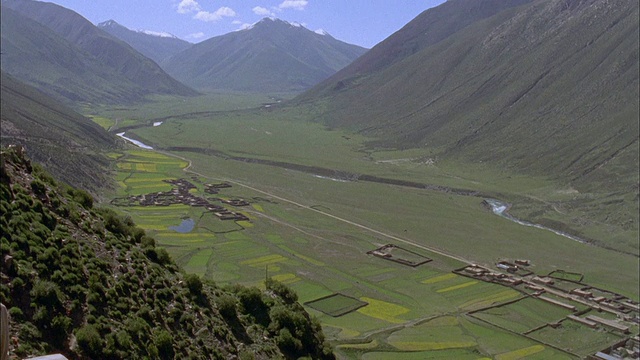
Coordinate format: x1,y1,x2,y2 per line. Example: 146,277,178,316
1,0,197,103
298,0,639,192
0,7,149,105
162,18,368,92
98,20,192,65
0,147,333,359
0,71,119,194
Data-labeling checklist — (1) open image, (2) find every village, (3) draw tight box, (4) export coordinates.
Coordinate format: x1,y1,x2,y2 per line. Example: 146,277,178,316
111,177,250,221
454,260,639,359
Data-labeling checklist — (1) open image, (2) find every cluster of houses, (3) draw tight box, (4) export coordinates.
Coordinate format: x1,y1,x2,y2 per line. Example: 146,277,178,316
456,259,639,352
456,263,525,286
113,178,249,221
592,336,640,360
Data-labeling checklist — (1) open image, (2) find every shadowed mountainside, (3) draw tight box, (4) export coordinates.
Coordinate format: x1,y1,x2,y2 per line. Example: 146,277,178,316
1,0,197,104
0,71,119,194
297,0,639,193
98,20,192,65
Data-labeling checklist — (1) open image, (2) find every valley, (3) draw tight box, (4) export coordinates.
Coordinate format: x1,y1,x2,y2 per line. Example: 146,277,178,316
2,0,637,358
89,94,638,359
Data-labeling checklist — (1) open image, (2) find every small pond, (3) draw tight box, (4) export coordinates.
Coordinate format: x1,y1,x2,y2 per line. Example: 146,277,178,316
170,218,195,233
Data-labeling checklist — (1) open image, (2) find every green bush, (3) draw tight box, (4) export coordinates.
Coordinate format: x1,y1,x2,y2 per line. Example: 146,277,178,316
8,306,23,320
155,330,175,360
276,328,303,355
50,315,72,347
30,179,47,196
30,280,63,309
217,295,237,319
70,188,93,209
156,247,173,266
76,324,103,358
265,278,298,304
185,274,203,296
237,286,270,326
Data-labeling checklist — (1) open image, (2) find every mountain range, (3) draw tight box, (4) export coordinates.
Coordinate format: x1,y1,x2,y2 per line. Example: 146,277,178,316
0,0,197,105
160,18,368,92
298,0,639,194
98,20,192,65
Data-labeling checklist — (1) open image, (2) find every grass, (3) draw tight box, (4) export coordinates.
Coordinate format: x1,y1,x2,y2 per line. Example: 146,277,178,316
356,297,411,324
528,320,622,356
436,281,478,293
305,294,368,317
387,316,476,351
422,273,458,284
472,297,573,334
100,105,637,358
495,345,546,360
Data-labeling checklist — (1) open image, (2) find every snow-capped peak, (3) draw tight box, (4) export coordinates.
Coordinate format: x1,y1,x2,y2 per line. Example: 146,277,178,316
242,17,306,31
98,20,119,28
315,29,330,36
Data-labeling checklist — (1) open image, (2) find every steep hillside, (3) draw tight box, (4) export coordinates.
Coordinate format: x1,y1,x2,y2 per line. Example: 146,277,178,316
162,18,368,92
98,20,192,65
1,0,197,102
307,0,534,85
0,147,333,360
0,7,148,105
0,71,119,194
297,0,639,192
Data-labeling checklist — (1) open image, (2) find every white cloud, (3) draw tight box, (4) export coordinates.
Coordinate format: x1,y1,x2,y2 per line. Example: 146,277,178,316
186,32,205,39
253,6,275,16
177,0,200,14
140,30,176,38
279,0,308,10
194,7,236,22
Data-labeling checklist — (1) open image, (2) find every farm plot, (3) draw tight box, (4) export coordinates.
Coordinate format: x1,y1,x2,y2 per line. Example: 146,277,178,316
386,316,476,351
527,319,623,356
357,297,411,324
305,294,368,317
115,150,187,196
367,244,432,267
471,297,573,334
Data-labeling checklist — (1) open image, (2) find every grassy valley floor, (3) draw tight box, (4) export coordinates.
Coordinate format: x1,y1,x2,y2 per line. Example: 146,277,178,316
90,96,638,359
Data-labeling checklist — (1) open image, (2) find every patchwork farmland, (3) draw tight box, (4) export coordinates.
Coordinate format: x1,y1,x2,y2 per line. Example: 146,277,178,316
107,145,639,359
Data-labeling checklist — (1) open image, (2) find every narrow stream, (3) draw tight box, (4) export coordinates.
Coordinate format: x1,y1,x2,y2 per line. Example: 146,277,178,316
116,132,153,150
484,198,587,244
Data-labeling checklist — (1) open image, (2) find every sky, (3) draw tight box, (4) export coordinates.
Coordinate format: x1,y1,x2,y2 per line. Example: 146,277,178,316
42,0,446,48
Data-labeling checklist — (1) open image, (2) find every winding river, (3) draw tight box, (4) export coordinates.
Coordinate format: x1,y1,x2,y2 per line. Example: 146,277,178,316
483,198,587,244
116,132,153,150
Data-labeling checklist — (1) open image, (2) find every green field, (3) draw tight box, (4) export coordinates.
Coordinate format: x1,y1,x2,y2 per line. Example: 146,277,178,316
96,97,638,359
472,297,573,334
306,294,369,317
527,320,623,357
